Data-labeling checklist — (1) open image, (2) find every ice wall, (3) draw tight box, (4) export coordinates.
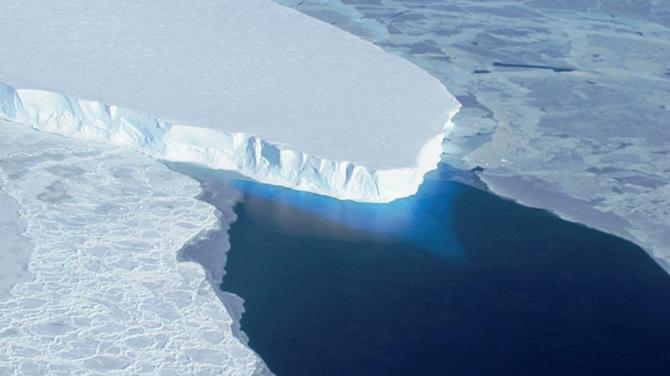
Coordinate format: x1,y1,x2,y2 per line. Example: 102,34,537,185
0,0,460,202
0,84,457,202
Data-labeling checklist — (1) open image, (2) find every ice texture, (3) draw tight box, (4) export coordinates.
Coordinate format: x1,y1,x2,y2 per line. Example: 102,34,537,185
0,121,269,375
277,0,670,272
0,0,459,203
0,84,454,203
0,188,33,299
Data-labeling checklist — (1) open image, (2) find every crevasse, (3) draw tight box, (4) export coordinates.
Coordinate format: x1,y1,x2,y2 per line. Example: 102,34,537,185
0,83,459,203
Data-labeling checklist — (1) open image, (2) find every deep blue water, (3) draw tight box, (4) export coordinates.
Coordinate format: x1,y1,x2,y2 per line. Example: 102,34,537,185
195,166,670,376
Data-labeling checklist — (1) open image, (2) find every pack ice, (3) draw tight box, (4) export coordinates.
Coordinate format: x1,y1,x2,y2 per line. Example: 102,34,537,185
0,121,269,375
0,0,459,202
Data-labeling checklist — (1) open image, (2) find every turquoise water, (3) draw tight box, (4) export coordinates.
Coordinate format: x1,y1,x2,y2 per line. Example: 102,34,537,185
181,165,670,375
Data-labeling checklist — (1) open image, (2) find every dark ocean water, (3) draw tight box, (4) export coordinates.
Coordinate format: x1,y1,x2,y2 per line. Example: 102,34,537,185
181,165,670,376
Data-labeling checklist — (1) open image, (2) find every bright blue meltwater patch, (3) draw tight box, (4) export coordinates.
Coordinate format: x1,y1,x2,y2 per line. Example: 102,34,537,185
231,169,464,262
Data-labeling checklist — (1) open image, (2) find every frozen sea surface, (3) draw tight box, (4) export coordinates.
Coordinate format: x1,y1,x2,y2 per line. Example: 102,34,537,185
0,121,268,375
277,0,670,271
0,188,33,299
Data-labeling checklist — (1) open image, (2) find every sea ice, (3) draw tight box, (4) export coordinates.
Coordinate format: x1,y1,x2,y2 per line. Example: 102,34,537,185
0,189,33,299
277,0,670,272
0,121,269,375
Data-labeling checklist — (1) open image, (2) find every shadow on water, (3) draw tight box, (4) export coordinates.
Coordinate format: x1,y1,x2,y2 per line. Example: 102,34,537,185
200,164,670,376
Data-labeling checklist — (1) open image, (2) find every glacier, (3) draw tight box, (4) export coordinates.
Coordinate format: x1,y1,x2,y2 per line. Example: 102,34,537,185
0,121,269,375
0,0,460,203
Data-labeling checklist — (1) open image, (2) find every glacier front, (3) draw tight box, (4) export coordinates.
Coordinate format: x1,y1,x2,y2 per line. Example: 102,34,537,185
0,0,459,202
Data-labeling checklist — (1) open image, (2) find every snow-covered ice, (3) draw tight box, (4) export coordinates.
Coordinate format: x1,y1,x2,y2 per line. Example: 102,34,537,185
0,121,268,375
0,188,33,299
0,0,459,202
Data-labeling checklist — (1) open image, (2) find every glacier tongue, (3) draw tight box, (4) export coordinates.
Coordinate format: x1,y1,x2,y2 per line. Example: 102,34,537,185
0,0,459,202
0,83,457,202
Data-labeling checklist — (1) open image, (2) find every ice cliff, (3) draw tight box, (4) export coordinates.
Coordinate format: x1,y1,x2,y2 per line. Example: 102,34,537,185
0,0,459,203
0,84,457,202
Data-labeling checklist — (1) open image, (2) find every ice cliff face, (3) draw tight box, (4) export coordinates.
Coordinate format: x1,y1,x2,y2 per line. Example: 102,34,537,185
0,83,458,203
0,0,460,202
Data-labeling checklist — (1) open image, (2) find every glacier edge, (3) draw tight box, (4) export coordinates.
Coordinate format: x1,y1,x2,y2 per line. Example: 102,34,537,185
0,83,460,203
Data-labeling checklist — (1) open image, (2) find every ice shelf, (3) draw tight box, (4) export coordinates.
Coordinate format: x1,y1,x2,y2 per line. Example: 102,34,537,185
0,0,459,202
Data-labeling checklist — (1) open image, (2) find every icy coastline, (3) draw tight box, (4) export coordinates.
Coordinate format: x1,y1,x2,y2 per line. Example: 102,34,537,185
0,83,458,203
0,0,460,203
0,1,462,373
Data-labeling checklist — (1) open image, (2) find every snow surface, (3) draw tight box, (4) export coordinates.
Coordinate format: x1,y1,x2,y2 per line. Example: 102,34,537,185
0,188,33,299
0,0,459,202
0,121,269,375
